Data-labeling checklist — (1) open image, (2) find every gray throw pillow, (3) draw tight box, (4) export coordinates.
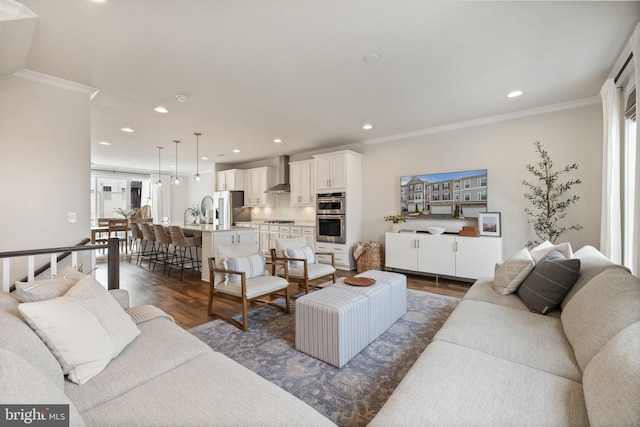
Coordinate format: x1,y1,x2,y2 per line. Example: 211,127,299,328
517,250,580,314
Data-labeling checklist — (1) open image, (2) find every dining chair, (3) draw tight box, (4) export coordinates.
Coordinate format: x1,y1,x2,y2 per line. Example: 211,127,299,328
270,236,336,294
108,218,129,254
208,244,290,331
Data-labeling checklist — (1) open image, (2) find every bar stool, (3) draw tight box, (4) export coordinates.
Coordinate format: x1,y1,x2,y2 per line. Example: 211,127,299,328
168,226,200,281
128,221,144,264
152,224,173,274
139,223,158,269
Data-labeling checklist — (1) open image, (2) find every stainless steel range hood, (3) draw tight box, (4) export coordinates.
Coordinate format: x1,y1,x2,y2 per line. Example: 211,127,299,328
265,155,290,193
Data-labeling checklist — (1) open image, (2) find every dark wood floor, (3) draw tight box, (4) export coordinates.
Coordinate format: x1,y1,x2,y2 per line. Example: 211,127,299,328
96,255,470,330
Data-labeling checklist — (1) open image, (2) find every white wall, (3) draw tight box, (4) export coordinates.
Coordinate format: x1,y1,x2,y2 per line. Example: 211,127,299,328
0,73,92,283
358,103,603,258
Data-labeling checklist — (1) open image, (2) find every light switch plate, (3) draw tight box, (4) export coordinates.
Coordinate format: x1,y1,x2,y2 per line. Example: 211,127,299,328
68,212,77,223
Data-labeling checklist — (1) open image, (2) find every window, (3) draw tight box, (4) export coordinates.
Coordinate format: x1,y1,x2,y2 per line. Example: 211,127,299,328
478,191,487,201
464,193,471,201
464,180,471,189
416,184,423,191
433,195,440,201
443,182,450,190
433,184,439,191
443,193,450,201
478,178,487,187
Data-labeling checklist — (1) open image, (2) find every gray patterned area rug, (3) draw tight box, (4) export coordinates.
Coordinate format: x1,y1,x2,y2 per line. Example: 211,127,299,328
189,289,459,427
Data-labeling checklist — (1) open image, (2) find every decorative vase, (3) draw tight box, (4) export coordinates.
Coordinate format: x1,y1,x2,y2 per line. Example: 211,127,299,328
390,223,401,233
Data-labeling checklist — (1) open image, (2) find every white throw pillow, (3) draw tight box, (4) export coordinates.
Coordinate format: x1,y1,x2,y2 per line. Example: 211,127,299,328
530,241,573,263
53,265,87,282
493,248,535,294
18,298,114,385
223,252,267,284
64,276,140,356
17,276,140,385
13,278,76,303
215,244,260,286
285,245,317,269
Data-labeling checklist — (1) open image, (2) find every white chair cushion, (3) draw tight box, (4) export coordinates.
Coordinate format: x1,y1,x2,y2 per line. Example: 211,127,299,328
285,245,317,268
274,236,307,258
288,262,336,280
214,244,260,286
529,241,573,263
215,275,289,299
223,252,267,285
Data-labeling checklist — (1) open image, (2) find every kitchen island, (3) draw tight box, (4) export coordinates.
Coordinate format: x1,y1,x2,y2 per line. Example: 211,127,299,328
180,224,258,282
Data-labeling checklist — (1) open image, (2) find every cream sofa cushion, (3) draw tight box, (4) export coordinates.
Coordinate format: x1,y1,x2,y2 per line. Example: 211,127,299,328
561,268,640,372
582,321,640,427
369,340,588,427
214,243,260,286
0,348,86,427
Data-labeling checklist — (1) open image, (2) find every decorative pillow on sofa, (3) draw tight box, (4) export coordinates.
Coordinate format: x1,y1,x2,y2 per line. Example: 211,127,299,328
493,248,535,294
285,245,317,269
223,252,267,284
17,276,140,385
13,278,76,303
529,241,573,263
517,250,580,314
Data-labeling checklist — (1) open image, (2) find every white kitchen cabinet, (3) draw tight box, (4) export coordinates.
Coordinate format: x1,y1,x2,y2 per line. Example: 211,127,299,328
243,167,274,207
385,232,502,280
290,160,315,206
314,153,347,191
216,169,243,191
316,242,348,269
200,228,258,282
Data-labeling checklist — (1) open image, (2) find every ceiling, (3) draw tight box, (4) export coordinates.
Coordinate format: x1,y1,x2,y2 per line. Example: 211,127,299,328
8,1,640,175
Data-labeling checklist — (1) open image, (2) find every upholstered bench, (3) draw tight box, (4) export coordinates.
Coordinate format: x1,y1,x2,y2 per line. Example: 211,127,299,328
295,270,407,368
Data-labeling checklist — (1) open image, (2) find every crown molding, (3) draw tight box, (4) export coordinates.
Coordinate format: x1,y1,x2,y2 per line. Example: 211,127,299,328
13,69,100,99
361,97,600,145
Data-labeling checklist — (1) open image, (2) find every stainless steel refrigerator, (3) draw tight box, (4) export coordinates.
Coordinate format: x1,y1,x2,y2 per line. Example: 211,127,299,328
213,191,250,227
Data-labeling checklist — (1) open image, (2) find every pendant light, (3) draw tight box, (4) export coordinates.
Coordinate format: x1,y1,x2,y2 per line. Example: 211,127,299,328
155,147,163,187
193,132,201,182
172,140,181,185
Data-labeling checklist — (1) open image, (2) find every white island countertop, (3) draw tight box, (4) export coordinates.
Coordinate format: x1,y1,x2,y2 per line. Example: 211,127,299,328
179,224,248,233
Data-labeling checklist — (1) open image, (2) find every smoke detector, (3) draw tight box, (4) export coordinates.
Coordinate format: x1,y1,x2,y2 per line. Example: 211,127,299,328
176,94,189,103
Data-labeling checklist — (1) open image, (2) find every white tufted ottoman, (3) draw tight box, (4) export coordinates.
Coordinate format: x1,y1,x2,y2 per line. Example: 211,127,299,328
295,270,407,368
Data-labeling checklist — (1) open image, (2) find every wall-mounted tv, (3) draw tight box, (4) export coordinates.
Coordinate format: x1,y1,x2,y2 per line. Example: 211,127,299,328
400,169,487,219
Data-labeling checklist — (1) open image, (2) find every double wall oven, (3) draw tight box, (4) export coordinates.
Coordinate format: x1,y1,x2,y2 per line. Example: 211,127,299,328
316,192,346,243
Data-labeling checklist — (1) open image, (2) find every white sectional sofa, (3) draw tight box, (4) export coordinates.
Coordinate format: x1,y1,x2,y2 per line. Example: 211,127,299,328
370,245,640,427
0,273,335,427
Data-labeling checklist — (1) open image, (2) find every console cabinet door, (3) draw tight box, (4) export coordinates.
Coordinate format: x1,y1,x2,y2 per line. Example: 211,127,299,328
385,233,418,271
455,236,502,279
416,234,456,276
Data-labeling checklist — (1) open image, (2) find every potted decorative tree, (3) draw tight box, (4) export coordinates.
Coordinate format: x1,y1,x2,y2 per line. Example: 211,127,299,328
522,141,583,247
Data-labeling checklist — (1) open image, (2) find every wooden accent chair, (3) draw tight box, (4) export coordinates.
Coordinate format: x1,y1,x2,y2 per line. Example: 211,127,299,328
135,205,152,219
270,236,336,294
208,244,290,332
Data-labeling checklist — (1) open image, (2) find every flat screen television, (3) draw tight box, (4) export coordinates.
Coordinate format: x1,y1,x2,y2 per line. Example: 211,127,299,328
400,169,487,219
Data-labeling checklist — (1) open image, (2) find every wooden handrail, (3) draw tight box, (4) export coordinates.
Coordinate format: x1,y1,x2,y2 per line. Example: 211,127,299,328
0,238,120,290
14,238,91,283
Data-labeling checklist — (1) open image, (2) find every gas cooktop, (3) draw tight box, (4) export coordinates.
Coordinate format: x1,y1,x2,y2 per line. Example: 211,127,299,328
263,220,295,224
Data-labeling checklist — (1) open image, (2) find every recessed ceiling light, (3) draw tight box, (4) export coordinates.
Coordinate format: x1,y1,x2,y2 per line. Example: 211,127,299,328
121,127,134,133
233,149,240,153
507,90,523,98
364,53,380,64
362,124,373,130
154,106,169,113
170,164,176,168
98,141,110,145
90,0,107,3
201,156,208,160
273,138,282,143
